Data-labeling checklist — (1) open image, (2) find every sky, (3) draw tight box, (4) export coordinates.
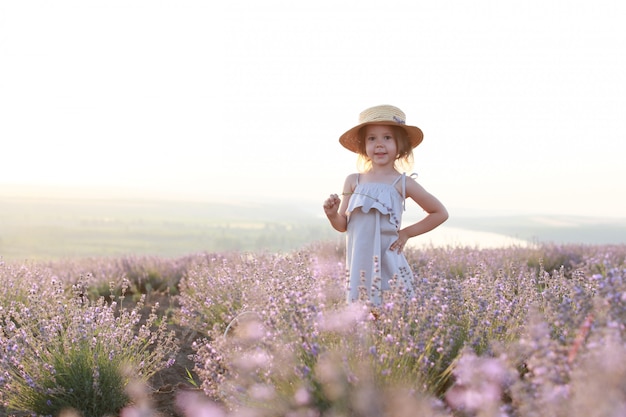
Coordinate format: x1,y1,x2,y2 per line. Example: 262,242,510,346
1,0,625,218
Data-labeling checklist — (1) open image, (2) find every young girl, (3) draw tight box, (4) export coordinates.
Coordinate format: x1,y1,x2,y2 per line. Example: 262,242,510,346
323,104,448,305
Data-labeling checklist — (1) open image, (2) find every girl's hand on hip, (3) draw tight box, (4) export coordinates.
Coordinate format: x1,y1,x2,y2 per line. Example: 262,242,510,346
390,231,410,254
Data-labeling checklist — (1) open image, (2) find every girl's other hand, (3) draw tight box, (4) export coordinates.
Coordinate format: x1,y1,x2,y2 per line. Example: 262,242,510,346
323,193,341,216
390,230,410,253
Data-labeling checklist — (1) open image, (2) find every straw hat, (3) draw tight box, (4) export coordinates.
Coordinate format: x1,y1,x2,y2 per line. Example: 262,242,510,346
339,105,423,153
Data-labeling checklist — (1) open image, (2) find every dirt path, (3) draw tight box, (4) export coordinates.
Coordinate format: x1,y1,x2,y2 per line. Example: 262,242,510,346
146,324,212,416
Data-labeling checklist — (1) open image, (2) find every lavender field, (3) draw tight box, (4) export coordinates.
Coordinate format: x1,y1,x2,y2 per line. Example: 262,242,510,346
2,241,626,416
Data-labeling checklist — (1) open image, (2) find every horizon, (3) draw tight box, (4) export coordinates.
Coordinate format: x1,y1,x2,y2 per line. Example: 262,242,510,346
2,182,626,221
1,183,624,262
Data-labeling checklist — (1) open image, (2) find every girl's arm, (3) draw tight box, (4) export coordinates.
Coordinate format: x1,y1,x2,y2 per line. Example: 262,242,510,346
391,176,448,252
323,174,355,233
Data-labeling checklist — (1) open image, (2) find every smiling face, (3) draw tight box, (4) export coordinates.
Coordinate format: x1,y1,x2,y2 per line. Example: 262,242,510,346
362,124,398,167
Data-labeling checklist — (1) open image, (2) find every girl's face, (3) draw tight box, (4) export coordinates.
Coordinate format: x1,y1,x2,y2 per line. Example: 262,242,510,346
363,124,398,166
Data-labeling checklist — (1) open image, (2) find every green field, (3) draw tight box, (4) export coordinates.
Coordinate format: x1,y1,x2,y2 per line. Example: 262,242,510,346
2,195,625,261
0,196,338,260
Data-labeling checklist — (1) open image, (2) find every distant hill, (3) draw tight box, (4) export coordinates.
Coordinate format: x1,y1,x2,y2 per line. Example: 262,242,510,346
1,194,624,261
446,215,626,245
0,196,338,260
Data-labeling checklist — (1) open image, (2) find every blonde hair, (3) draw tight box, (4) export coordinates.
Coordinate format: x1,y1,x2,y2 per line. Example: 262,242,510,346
355,125,415,172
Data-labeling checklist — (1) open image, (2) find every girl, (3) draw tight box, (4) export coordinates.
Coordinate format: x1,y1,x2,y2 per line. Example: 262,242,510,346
323,104,448,305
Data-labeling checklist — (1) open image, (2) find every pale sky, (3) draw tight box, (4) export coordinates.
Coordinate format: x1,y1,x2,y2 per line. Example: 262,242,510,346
1,0,625,218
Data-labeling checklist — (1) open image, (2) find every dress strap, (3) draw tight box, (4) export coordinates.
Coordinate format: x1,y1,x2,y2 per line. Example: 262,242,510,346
401,173,407,211
401,172,419,211
355,173,360,185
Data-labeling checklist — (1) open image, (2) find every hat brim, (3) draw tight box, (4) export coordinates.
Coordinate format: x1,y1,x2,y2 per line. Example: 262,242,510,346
338,121,424,153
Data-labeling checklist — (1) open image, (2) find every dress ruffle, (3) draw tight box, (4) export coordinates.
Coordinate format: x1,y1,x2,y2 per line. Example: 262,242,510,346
346,183,403,228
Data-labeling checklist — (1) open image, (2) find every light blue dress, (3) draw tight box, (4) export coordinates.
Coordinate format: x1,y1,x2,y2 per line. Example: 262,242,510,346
345,173,416,305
